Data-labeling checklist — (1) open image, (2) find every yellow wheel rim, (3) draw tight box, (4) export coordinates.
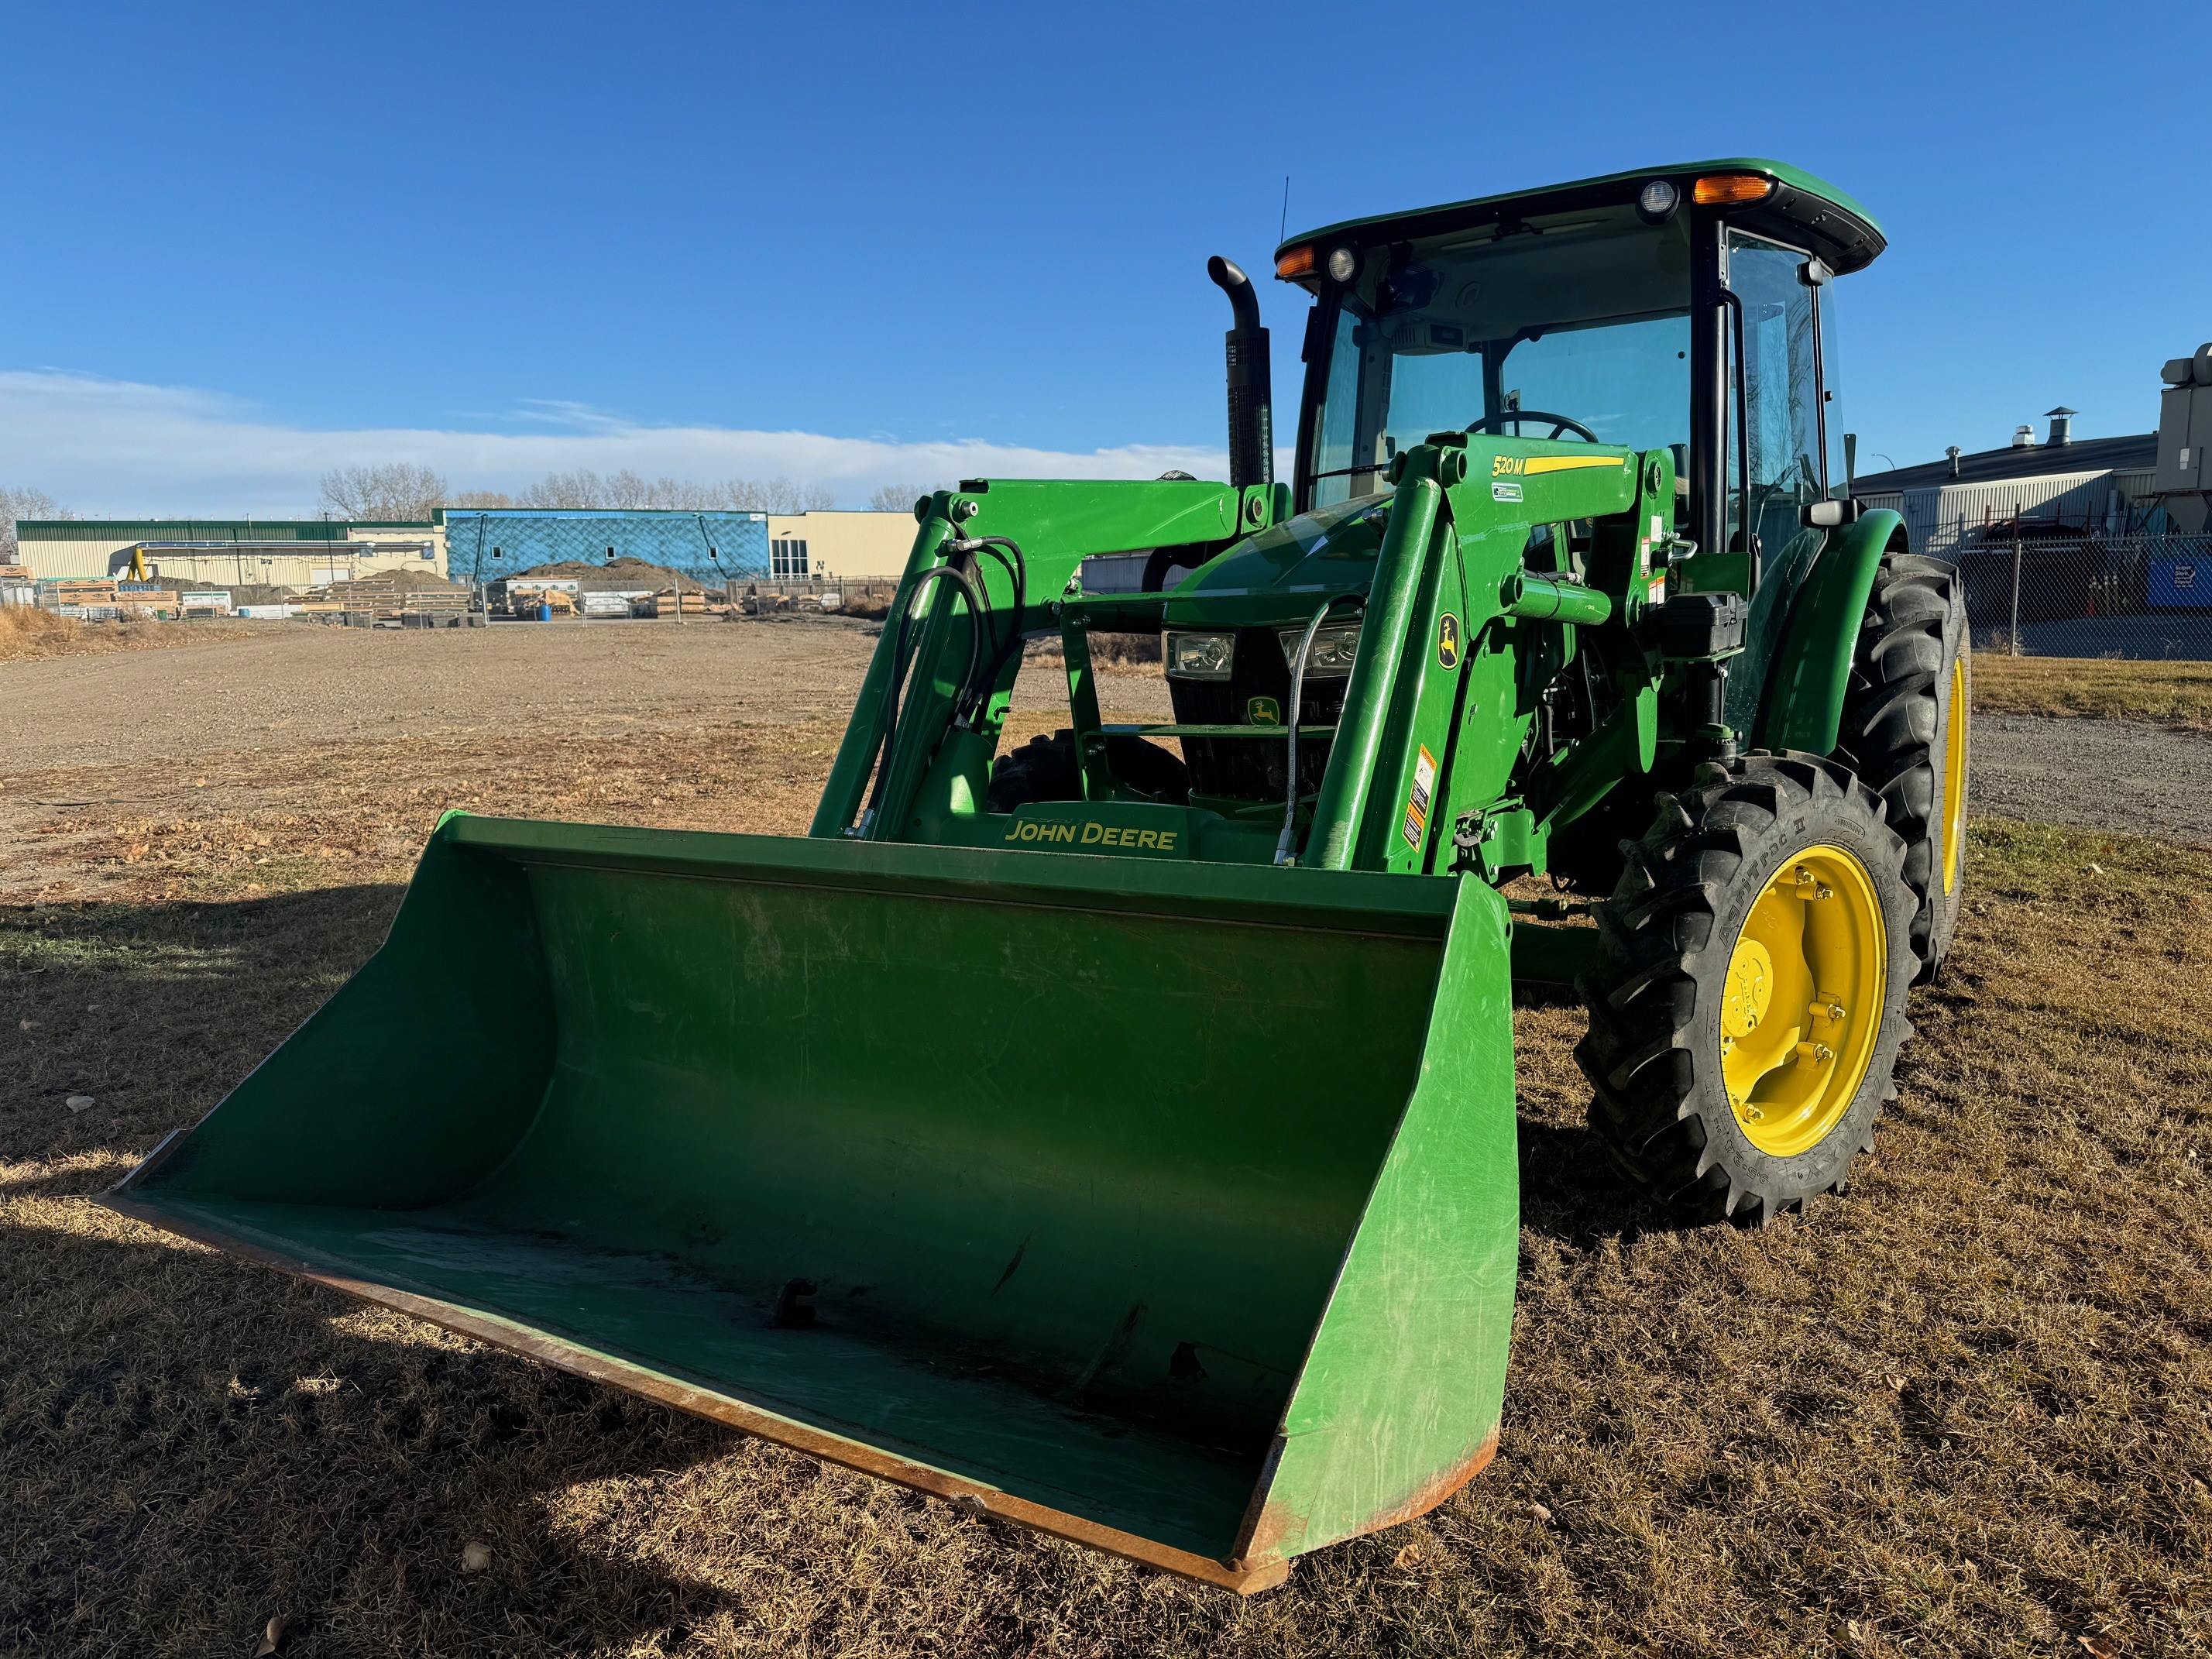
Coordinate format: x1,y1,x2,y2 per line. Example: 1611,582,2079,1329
1941,655,1968,895
1720,843,1886,1158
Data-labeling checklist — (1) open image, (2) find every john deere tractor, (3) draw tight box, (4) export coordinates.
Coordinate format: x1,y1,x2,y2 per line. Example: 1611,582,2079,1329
105,161,1971,1592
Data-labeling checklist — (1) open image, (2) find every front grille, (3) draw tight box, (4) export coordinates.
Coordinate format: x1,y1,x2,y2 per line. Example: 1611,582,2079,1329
1169,630,1345,804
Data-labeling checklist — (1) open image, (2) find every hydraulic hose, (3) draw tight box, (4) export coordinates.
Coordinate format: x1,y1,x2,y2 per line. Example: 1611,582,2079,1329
859,560,987,832
1274,593,1366,866
945,535,1029,723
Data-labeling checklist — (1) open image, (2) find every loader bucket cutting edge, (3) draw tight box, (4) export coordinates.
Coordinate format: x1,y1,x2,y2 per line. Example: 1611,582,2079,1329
99,813,1519,1587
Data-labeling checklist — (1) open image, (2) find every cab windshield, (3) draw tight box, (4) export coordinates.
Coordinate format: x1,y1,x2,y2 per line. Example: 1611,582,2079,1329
1307,205,1693,508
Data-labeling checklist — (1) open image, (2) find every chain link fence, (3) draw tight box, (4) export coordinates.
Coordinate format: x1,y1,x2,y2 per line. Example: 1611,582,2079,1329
1918,531,2212,661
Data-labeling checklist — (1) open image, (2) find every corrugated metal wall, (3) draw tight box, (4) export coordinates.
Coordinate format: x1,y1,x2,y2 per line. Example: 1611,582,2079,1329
1863,470,2131,555
13,520,444,580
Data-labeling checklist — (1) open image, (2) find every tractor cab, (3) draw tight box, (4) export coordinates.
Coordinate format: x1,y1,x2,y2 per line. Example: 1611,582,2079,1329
1152,162,1887,814
1275,161,1881,576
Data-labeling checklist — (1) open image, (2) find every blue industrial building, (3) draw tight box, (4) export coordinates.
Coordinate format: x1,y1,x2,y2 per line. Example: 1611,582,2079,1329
438,508,771,586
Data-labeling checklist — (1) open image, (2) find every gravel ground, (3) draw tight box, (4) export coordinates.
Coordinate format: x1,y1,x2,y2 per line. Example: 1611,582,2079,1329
0,618,887,774
5,621,2203,846
6,625,2210,1654
1971,712,2212,847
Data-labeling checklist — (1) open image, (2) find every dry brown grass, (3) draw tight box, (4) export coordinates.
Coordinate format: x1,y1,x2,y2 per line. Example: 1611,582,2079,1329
1024,633,1164,672
2,641,2208,1655
0,607,259,665
1974,652,2212,729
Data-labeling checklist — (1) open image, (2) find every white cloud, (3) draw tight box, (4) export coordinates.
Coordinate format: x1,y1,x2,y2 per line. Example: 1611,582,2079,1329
0,369,1249,516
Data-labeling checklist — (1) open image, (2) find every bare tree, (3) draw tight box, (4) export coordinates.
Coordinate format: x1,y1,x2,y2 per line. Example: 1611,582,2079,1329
719,476,840,514
319,462,449,520
603,469,651,510
1,485,72,562
520,469,605,510
867,483,931,514
459,470,844,515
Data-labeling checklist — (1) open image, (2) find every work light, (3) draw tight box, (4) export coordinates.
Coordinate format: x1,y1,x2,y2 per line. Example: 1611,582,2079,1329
1636,180,1680,222
1279,622,1362,678
1325,246,1358,283
1165,630,1236,679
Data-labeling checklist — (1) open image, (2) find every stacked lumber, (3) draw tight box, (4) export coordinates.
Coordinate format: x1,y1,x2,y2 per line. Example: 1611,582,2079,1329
44,577,119,606
646,588,724,617
116,584,176,617
321,568,470,623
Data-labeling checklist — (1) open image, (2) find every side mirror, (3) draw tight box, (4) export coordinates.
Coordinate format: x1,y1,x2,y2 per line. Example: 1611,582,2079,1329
1800,500,1860,529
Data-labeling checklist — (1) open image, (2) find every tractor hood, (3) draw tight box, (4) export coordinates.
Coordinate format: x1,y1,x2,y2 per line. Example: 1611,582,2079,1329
1164,493,1394,629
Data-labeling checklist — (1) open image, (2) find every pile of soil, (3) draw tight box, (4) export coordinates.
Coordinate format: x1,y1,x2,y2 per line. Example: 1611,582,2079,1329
516,557,711,592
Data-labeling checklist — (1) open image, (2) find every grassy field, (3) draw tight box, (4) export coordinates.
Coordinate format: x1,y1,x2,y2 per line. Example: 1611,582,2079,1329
1973,651,2212,729
2,627,2209,1656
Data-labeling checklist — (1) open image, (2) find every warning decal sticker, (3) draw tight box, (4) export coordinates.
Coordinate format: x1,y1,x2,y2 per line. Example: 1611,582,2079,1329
1403,744,1437,848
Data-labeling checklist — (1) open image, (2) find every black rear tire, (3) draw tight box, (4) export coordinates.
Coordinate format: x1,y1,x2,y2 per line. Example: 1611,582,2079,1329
1575,752,1917,1224
1834,553,1970,982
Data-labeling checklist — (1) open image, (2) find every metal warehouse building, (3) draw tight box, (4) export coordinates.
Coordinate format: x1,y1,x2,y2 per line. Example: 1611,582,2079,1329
1850,411,2160,555
13,519,445,585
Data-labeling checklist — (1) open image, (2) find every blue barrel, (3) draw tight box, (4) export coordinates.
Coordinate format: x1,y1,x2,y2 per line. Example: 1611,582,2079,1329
538,601,552,622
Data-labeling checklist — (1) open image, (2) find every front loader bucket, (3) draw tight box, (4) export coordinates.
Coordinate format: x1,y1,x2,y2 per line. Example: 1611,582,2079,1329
101,816,1519,1590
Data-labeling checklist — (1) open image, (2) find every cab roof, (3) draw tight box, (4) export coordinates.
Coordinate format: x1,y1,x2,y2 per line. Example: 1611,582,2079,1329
1277,159,1884,277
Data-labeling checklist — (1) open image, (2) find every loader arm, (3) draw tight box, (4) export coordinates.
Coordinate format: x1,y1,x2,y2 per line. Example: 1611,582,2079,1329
811,477,1279,840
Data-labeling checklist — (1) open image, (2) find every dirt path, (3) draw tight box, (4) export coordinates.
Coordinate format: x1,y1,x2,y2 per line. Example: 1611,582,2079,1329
0,617,884,772
5,627,2210,1654
8,623,2203,874
1970,713,2212,846
0,623,1169,903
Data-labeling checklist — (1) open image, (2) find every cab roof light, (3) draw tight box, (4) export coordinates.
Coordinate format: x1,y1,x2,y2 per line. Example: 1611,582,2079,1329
1693,173,1776,206
1275,244,1317,280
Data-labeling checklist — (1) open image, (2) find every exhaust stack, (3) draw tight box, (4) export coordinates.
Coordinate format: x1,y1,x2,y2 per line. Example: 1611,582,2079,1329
1207,256,1273,491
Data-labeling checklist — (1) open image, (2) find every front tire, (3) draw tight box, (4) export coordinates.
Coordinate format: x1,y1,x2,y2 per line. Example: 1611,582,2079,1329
1835,553,1971,981
1575,753,1917,1223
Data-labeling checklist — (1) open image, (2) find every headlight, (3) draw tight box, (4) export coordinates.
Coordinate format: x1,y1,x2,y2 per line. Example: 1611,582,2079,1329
1166,630,1236,680
1279,623,1362,678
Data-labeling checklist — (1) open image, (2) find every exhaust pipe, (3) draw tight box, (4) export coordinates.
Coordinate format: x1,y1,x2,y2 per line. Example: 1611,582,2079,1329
1207,256,1273,491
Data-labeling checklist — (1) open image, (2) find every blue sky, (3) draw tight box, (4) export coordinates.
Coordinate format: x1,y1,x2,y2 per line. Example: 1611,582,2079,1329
4,0,2207,512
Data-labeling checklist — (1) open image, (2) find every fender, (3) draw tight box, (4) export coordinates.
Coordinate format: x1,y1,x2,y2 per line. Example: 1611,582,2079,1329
1756,509,1908,754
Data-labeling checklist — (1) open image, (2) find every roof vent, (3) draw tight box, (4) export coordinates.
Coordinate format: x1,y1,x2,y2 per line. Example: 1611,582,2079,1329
2011,424,2037,448
1946,445,1963,479
2045,406,2076,447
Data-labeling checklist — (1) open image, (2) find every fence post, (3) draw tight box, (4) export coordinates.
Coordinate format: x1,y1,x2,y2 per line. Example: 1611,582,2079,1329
2009,527,2023,657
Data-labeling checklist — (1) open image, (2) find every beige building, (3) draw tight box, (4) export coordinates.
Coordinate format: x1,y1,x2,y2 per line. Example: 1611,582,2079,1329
12,518,447,585
765,510,914,579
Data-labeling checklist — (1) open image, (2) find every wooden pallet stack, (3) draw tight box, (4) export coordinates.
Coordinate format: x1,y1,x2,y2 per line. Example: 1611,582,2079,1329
320,569,471,624
44,577,120,608
646,588,724,618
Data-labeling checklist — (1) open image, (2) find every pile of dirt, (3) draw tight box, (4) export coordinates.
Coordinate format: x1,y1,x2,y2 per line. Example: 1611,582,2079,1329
365,568,468,593
517,557,711,592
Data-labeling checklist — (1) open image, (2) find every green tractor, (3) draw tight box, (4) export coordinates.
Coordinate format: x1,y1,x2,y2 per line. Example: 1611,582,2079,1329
104,160,1971,1592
